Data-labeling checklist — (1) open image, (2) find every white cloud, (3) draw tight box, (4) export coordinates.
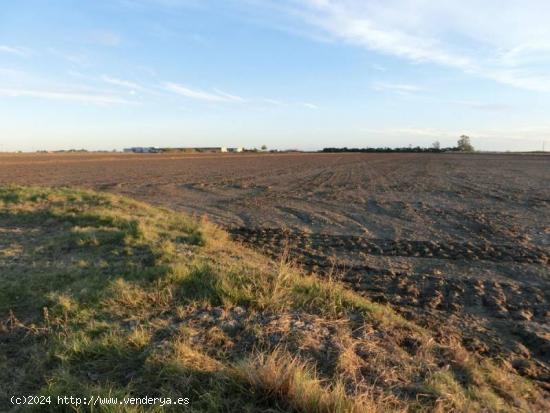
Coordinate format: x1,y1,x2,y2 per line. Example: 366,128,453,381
49,48,89,66
164,82,318,110
108,1,550,92
370,63,387,72
371,81,421,94
298,102,319,109
0,45,30,57
0,88,134,105
164,82,244,102
213,88,246,102
101,75,144,91
259,0,550,92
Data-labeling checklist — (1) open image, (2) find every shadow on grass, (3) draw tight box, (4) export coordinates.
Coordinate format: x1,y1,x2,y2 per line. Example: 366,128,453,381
40,340,293,413
176,264,225,306
0,208,158,323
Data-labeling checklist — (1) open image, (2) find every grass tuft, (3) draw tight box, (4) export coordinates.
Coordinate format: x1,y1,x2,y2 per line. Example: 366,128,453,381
233,350,379,413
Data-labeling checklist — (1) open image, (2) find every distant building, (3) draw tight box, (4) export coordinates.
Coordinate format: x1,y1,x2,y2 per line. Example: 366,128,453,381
187,147,225,153
169,147,242,153
124,146,243,153
123,147,160,153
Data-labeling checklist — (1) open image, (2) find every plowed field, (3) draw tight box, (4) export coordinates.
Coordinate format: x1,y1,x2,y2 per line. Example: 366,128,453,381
1,151,549,387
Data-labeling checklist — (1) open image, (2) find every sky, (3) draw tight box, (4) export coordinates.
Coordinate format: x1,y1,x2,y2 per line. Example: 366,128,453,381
1,0,550,152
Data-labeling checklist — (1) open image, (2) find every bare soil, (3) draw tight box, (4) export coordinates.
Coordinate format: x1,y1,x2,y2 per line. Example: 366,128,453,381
1,151,549,387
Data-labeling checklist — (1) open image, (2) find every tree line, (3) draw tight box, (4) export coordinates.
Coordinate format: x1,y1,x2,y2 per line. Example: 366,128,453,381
321,135,474,153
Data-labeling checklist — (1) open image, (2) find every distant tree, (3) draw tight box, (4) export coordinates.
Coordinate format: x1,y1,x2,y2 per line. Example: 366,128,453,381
457,135,474,152
261,144,267,151
432,141,441,150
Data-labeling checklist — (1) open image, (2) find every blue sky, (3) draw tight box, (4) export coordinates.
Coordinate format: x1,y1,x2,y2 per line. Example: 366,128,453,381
1,0,550,151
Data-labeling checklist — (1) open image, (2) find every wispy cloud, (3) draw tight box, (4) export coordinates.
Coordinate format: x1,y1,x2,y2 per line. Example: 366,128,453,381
370,63,387,72
0,45,31,57
371,82,422,94
164,82,244,102
298,102,318,109
0,88,134,105
101,75,144,91
259,0,550,93
118,1,550,92
213,88,246,102
49,48,89,66
163,81,318,110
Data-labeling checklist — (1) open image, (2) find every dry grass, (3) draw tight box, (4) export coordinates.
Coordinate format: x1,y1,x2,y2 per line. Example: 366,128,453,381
233,350,382,413
0,185,547,412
